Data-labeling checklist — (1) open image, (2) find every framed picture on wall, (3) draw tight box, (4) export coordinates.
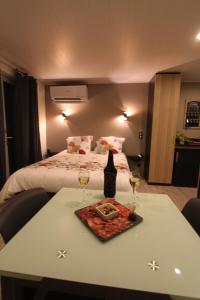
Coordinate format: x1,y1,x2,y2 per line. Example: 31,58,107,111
184,99,200,129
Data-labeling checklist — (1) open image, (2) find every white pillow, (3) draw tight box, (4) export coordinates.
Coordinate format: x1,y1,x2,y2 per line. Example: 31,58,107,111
66,136,93,154
112,137,125,152
94,136,125,154
94,137,114,154
99,136,115,143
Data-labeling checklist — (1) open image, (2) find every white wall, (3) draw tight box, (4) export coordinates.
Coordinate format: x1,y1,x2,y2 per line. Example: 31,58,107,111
45,83,149,156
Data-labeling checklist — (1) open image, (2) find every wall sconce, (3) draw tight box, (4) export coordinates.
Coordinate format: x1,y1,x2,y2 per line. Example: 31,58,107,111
122,111,128,121
61,111,68,120
60,109,71,120
118,110,129,123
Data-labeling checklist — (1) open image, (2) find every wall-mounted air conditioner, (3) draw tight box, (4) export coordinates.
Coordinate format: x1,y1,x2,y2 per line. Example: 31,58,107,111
50,85,88,102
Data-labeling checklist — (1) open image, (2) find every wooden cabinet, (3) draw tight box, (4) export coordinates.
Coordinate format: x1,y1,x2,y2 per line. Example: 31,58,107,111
145,73,181,184
172,146,200,187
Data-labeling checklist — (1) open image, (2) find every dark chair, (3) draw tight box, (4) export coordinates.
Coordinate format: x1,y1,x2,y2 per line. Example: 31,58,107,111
182,173,200,235
197,168,200,198
0,188,50,243
182,197,200,236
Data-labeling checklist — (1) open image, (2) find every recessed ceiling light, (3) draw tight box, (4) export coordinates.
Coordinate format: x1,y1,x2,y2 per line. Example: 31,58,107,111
174,268,181,275
196,32,200,40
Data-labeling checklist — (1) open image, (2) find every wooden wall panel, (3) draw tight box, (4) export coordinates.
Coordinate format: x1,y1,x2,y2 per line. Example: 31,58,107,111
148,74,181,184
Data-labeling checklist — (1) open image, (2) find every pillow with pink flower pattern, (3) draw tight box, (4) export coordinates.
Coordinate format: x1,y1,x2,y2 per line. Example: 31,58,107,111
66,136,93,154
95,136,125,154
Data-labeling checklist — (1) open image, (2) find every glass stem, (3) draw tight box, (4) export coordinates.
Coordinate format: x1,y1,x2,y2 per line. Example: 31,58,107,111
82,186,86,202
133,187,137,201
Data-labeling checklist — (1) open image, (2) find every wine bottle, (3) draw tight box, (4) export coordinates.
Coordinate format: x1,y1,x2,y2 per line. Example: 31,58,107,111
104,150,117,197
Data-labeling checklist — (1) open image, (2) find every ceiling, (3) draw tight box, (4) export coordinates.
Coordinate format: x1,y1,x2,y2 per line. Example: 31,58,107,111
0,0,200,83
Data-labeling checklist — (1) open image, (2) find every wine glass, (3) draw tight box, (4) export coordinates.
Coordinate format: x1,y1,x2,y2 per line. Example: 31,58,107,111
78,169,90,204
129,169,140,198
128,169,141,211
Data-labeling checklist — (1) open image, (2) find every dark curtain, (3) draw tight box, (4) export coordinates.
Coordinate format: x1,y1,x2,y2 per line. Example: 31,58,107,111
14,72,42,169
0,73,7,188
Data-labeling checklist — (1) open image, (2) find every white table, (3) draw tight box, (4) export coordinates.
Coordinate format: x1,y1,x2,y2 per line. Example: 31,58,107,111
0,188,200,299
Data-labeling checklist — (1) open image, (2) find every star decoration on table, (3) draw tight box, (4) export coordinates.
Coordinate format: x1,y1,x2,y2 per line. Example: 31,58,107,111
57,249,67,259
148,260,160,271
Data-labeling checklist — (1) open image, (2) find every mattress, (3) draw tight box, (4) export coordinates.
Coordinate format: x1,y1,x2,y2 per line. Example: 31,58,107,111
0,151,132,203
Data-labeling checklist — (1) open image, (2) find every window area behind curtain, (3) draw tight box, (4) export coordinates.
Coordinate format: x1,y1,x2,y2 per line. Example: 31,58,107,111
14,71,42,169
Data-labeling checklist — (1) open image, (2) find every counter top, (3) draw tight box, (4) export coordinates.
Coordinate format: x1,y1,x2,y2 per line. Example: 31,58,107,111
175,143,200,150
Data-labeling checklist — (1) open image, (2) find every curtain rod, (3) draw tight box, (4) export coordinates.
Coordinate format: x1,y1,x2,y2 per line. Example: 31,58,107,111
0,56,27,74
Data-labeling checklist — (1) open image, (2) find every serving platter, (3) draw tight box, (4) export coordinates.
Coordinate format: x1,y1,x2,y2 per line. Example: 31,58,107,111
75,198,143,241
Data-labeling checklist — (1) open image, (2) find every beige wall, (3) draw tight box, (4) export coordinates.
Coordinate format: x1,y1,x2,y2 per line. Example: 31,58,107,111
177,82,200,138
45,83,149,156
37,81,47,157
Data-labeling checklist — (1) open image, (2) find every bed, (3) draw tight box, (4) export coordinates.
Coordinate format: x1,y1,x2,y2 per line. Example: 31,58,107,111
0,150,132,203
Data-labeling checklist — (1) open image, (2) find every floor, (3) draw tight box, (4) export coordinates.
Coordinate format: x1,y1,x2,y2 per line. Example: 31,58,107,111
136,179,197,211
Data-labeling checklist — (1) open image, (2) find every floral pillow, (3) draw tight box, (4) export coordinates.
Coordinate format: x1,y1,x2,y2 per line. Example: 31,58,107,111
112,136,125,152
95,136,125,154
66,136,93,154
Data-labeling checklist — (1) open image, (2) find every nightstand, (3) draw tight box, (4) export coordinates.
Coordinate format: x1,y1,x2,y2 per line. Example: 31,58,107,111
127,154,144,174
46,149,58,158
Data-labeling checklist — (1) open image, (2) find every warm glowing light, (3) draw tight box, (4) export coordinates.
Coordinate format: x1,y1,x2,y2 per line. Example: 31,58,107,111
118,115,127,123
118,109,131,123
174,268,181,275
196,32,200,40
58,115,65,123
60,108,72,120
118,115,124,123
126,109,132,117
63,108,72,117
122,112,128,121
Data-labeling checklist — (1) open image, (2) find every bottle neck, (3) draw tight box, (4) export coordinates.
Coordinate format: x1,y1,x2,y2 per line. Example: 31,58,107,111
107,150,114,168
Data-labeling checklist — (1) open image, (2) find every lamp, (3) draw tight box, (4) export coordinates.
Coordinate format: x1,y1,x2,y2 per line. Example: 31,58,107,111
60,109,71,120
122,111,128,121
61,111,68,120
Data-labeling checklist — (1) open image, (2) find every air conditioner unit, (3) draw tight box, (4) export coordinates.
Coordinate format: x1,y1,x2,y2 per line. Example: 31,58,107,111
50,85,88,102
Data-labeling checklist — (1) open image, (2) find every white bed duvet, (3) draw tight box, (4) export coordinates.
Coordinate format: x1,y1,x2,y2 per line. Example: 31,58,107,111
0,151,131,203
